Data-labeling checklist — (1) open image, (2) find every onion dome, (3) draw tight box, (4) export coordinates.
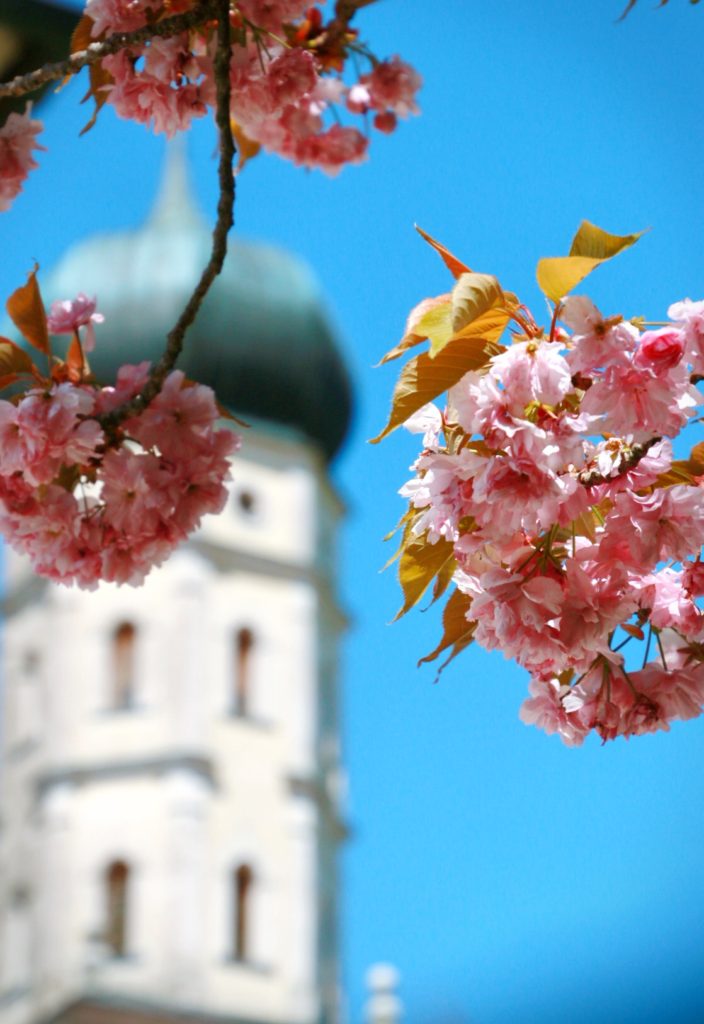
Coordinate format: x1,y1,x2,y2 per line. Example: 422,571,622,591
44,146,353,461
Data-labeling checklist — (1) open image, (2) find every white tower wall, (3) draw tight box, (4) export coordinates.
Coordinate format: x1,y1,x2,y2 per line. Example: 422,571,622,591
0,428,347,1024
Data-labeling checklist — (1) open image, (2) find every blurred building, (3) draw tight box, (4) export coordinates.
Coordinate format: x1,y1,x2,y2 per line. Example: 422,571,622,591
0,149,353,1024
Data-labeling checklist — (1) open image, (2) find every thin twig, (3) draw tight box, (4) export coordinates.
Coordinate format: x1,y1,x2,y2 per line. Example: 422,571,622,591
0,0,219,101
99,0,235,432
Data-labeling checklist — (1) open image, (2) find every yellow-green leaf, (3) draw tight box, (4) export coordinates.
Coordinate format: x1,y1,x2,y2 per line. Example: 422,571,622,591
569,220,645,259
415,225,471,280
418,587,475,674
536,220,645,303
394,536,455,621
6,266,49,355
433,306,510,361
428,554,456,608
377,293,450,366
0,337,37,379
417,301,453,355
451,272,503,333
370,333,505,444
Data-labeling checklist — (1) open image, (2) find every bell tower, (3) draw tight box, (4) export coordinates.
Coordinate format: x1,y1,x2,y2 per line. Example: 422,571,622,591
0,149,351,1024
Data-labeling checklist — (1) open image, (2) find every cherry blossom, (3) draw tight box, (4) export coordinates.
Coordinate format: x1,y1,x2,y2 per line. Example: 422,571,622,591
390,262,704,745
0,106,44,212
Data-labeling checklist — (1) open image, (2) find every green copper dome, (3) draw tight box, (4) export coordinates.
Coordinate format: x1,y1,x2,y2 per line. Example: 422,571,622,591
44,148,353,461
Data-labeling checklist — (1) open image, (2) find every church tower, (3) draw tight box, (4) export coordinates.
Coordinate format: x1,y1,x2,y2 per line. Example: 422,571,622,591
0,151,352,1024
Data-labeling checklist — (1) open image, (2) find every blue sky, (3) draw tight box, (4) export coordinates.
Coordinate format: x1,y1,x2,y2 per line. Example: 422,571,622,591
4,1,704,1021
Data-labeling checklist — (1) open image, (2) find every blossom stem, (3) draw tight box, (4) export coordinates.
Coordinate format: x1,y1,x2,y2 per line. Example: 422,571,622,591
642,624,653,668
98,0,235,433
655,628,669,671
0,1,220,101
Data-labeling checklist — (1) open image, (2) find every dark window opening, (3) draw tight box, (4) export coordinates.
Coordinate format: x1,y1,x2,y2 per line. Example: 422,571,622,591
105,860,129,957
233,864,254,961
112,622,136,710
234,628,254,717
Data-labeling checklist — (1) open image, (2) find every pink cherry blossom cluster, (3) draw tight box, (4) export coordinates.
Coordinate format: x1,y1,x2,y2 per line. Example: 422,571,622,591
85,0,421,172
401,295,704,744
0,296,238,588
0,107,44,213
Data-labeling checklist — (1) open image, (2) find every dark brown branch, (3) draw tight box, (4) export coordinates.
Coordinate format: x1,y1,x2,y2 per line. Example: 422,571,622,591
0,0,220,101
99,0,235,432
578,436,662,487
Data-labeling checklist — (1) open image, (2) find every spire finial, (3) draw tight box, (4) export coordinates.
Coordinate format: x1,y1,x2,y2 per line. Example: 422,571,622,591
149,138,205,229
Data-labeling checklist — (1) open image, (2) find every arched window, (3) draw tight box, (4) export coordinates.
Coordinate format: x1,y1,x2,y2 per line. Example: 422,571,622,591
233,864,254,961
105,861,130,956
112,622,136,710
233,628,254,717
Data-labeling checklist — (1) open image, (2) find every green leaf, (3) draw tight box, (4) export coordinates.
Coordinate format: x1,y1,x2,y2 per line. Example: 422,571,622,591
394,536,455,621
417,587,475,677
536,220,645,303
451,272,503,333
415,225,471,280
370,333,505,444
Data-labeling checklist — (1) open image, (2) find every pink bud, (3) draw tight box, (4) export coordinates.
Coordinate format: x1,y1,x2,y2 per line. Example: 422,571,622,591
373,111,397,134
634,328,685,375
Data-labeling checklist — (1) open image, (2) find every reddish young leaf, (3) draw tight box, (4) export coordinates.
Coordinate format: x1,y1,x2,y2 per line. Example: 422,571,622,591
0,337,38,379
415,225,471,280
6,267,50,355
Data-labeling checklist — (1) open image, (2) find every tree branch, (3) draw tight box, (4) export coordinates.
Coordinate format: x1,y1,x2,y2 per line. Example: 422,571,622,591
578,436,662,487
0,0,220,101
99,0,235,432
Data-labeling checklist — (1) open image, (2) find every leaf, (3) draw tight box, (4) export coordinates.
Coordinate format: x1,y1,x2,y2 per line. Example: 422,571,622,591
435,306,510,362
0,337,37,379
418,587,475,676
569,220,645,260
415,225,471,279
66,334,85,378
536,220,645,303
79,61,114,136
621,623,645,640
394,535,455,621
688,442,704,474
370,333,505,444
70,13,94,56
451,272,503,333
377,293,451,366
231,119,261,172
427,554,456,608
6,267,49,354
571,507,598,542
653,460,698,488
417,301,454,355
71,15,113,136
383,505,416,543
